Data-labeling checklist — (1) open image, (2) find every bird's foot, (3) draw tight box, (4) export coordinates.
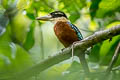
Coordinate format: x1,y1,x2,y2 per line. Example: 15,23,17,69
71,42,78,61
71,41,82,61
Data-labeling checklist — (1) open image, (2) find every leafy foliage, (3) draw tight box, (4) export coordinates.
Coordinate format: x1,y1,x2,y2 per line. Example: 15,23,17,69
23,21,35,50
0,5,9,35
0,0,120,80
60,0,86,22
0,41,32,78
96,0,120,18
90,0,102,18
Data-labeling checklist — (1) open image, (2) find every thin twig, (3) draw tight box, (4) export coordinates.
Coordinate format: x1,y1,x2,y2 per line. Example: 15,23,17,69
39,23,44,59
106,42,120,75
72,42,90,74
34,7,45,59
112,65,120,71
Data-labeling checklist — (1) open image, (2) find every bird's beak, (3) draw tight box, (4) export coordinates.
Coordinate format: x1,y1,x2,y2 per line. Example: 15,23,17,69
36,15,52,21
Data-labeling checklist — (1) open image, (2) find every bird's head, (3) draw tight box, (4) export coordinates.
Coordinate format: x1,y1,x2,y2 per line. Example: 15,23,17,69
36,11,68,22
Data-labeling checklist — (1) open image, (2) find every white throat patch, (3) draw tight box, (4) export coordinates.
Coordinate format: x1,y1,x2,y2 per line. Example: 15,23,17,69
51,17,68,24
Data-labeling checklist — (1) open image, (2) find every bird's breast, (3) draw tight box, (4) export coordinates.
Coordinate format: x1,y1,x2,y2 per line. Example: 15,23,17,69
54,21,79,47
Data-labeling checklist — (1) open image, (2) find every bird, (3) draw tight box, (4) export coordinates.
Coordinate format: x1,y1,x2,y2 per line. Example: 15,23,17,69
36,11,89,74
36,11,83,47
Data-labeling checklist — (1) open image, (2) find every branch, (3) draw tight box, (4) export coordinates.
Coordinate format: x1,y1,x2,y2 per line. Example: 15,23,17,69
112,65,120,71
102,42,120,80
106,42,120,73
2,25,120,80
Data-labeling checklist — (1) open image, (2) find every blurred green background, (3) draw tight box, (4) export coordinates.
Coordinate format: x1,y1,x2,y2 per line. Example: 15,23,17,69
0,0,120,80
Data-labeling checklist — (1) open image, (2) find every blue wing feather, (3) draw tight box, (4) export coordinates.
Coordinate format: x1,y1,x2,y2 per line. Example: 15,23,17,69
67,22,83,40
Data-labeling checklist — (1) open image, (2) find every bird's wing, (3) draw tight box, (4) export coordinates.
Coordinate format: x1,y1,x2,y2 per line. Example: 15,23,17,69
67,22,83,40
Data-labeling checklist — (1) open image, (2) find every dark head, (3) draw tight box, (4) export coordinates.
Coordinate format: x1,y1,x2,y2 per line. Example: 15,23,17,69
36,11,68,21
50,11,67,18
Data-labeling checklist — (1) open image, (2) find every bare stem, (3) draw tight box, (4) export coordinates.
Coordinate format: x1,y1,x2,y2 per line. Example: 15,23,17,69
106,42,120,74
78,53,90,74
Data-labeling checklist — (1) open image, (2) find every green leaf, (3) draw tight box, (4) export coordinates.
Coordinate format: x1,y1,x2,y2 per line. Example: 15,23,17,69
23,21,35,50
0,5,9,35
0,25,11,42
25,5,35,20
17,0,31,10
1,0,9,9
60,0,86,22
90,0,102,18
17,0,35,20
26,12,35,20
67,61,82,72
1,0,17,9
38,63,71,80
89,43,101,62
96,0,120,18
69,11,80,23
99,22,120,65
100,35,120,65
0,41,33,78
61,61,85,80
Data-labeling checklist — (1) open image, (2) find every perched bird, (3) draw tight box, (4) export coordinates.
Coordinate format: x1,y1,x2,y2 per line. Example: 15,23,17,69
36,11,89,73
36,11,83,47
